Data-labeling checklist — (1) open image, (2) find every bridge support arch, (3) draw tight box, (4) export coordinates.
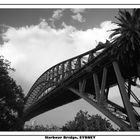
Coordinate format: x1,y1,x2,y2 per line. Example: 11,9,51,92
24,45,140,131
68,61,139,130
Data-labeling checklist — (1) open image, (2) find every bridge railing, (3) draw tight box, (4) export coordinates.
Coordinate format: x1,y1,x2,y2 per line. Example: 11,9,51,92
24,43,108,111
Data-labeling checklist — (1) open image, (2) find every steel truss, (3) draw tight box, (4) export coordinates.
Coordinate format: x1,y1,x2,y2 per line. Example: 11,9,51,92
24,44,140,130
24,45,106,111
68,61,140,130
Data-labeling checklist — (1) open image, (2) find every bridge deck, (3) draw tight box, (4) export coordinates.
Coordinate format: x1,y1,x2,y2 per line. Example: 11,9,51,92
23,43,138,123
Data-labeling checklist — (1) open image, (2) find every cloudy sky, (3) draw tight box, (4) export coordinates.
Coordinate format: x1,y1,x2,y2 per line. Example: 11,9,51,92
0,8,129,126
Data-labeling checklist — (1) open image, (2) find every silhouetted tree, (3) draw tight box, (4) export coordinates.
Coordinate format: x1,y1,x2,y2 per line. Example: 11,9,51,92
62,110,115,131
110,9,140,79
24,124,61,131
0,56,24,131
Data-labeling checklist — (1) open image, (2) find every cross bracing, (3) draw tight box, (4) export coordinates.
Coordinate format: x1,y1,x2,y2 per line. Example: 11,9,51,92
23,43,140,130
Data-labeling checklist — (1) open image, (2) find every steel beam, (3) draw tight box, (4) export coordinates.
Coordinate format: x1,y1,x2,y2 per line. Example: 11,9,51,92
100,67,107,104
79,79,86,93
77,57,81,69
125,84,140,104
93,73,100,103
128,79,131,99
113,61,138,130
88,52,94,61
68,87,131,130
68,60,72,75
61,63,64,80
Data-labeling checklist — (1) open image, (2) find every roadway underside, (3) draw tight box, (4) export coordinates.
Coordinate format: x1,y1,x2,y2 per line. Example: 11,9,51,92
23,49,138,121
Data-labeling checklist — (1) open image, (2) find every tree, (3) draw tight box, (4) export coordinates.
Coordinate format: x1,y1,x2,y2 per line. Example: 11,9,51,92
62,110,115,131
24,124,61,131
0,56,24,131
110,9,140,79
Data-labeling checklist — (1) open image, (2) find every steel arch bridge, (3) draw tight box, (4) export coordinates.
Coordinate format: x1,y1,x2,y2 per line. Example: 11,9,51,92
23,42,140,131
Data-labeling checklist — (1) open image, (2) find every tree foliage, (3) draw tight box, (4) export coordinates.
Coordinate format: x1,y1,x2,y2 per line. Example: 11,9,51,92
62,110,115,131
110,9,140,78
24,124,61,131
0,56,24,131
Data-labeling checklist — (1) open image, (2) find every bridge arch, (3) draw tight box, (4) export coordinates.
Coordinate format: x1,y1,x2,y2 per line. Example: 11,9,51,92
24,44,140,130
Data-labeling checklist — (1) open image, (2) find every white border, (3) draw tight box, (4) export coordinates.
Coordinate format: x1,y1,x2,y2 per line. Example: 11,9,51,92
0,3,140,136
0,0,139,4
0,131,140,135
0,4,140,8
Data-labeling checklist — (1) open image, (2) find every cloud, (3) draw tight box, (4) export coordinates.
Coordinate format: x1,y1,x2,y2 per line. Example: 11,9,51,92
72,13,85,23
71,9,85,14
71,9,85,23
51,9,64,20
49,9,86,24
0,20,117,95
49,9,64,27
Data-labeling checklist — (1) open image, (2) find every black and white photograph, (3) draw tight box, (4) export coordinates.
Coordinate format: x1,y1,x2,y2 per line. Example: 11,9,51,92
0,3,140,137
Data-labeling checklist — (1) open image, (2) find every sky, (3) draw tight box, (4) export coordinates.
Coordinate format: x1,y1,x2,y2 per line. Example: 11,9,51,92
0,8,131,127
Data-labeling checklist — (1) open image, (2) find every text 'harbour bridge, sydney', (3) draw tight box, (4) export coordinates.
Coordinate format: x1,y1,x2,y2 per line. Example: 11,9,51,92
23,42,140,131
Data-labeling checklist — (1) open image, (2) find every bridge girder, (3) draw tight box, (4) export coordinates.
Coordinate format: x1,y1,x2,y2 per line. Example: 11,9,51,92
23,45,140,131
